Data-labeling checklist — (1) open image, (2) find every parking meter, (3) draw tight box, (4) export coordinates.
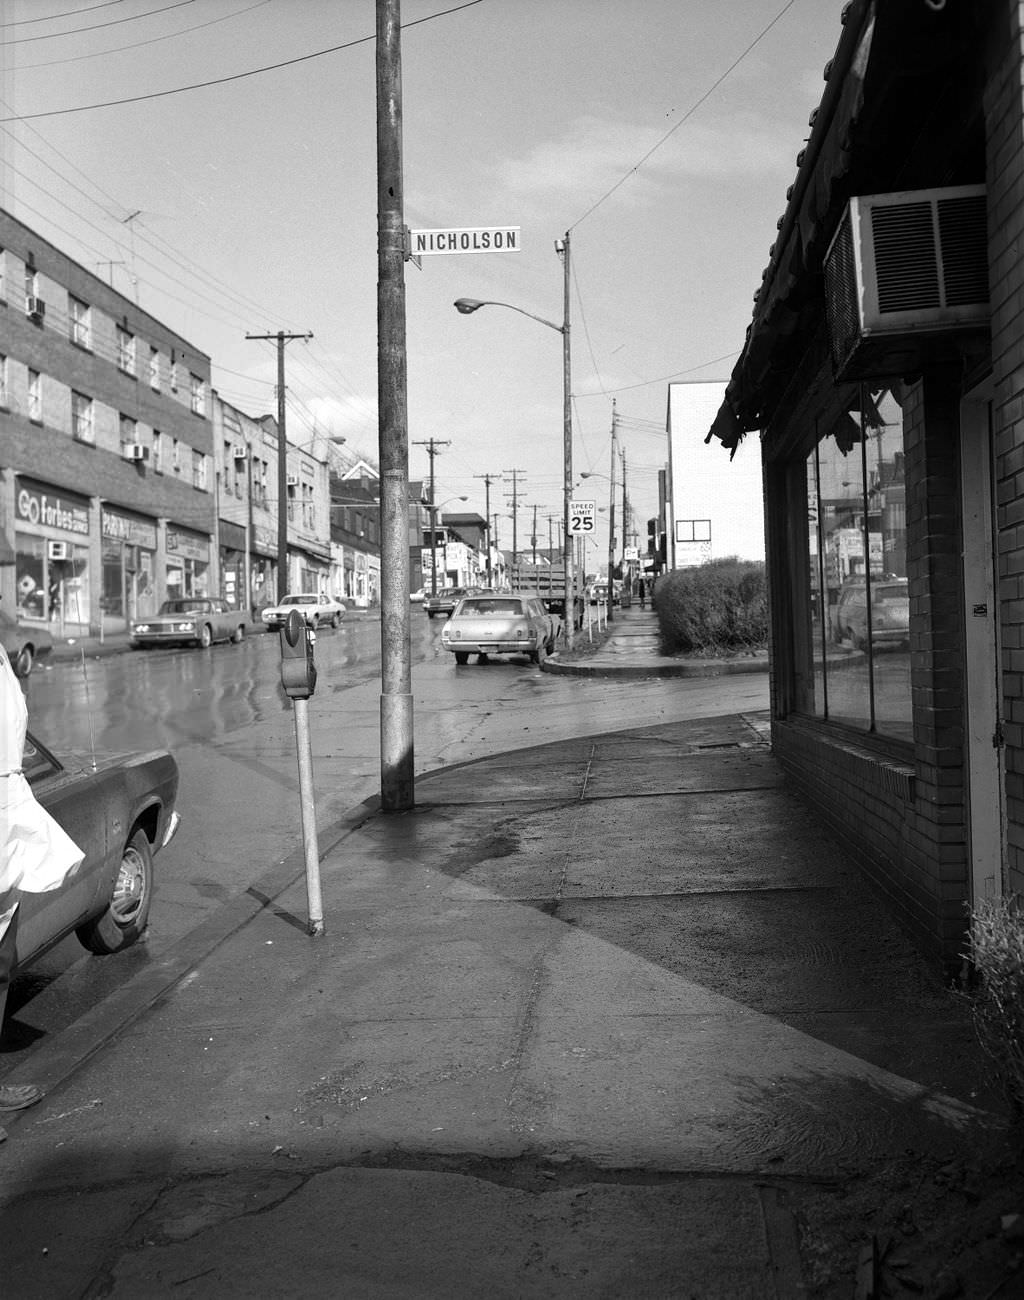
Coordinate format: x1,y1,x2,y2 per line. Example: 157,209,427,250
279,608,317,699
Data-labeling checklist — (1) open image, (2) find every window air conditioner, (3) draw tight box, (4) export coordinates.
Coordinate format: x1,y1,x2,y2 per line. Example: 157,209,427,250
823,184,989,381
25,296,45,320
47,540,68,562
122,442,150,462
286,474,299,487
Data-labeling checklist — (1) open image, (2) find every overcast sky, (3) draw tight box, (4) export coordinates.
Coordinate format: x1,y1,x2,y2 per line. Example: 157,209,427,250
0,0,847,551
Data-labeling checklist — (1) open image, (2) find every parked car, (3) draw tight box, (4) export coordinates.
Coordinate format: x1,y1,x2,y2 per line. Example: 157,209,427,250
130,597,246,650
0,606,53,677
440,591,558,665
832,576,909,650
423,586,477,619
15,730,180,965
262,593,347,630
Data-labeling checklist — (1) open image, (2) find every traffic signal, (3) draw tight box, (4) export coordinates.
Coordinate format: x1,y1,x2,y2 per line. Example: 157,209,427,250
279,609,317,699
647,518,657,554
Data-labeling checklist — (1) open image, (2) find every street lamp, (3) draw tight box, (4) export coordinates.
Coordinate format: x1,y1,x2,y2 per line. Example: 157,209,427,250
453,231,575,647
427,495,467,591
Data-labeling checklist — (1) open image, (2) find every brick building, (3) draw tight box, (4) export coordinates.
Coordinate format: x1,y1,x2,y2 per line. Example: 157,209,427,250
0,209,215,636
706,0,1019,968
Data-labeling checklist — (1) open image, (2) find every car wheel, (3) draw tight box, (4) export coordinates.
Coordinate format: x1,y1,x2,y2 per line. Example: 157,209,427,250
232,624,245,643
454,651,469,665
76,827,154,955
12,645,34,677
477,653,490,664
427,610,436,619
198,623,213,649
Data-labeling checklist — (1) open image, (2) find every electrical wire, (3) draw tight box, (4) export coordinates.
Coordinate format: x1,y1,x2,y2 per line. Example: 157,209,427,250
0,0,127,27
3,0,196,46
0,0,486,122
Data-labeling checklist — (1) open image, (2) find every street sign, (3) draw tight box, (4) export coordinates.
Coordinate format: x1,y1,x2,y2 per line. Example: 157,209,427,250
624,546,639,561
408,226,521,256
569,500,596,534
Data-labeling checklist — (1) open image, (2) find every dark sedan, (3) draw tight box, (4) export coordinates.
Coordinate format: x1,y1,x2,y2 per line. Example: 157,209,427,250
15,732,180,966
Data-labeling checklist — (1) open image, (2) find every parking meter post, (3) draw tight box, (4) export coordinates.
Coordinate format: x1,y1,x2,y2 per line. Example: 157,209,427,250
292,698,324,937
278,609,324,936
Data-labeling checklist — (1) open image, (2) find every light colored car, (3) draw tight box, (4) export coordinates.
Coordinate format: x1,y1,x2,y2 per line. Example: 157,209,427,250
262,593,347,630
16,730,180,964
130,597,246,650
832,577,909,650
440,591,558,665
0,606,53,677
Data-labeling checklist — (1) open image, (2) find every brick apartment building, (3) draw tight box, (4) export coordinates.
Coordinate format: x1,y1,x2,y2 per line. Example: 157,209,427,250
706,0,1022,969
0,209,215,636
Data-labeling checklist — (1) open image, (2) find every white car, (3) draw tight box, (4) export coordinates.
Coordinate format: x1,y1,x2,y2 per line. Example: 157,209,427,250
262,593,347,630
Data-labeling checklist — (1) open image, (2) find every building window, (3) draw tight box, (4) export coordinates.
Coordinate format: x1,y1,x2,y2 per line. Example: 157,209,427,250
27,369,41,422
69,296,91,349
149,346,161,390
71,390,94,443
152,430,163,472
801,384,909,743
0,354,6,407
0,249,5,302
190,373,206,416
117,327,136,376
172,437,181,473
119,414,137,448
192,449,207,490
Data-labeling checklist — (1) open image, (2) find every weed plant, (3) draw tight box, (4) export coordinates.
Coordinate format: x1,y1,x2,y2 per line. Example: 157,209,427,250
968,896,1024,1114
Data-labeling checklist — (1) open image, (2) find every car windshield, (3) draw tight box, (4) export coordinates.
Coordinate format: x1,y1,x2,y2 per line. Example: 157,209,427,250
875,586,908,606
283,596,316,605
460,598,522,616
159,600,208,615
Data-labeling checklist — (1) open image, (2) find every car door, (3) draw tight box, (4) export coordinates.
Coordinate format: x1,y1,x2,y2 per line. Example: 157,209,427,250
15,738,111,964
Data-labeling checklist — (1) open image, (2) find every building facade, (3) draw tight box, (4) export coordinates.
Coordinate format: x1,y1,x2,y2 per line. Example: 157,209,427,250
0,209,215,636
706,0,1019,969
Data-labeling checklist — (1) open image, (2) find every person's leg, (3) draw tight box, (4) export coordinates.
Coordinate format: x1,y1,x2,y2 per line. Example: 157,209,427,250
0,901,43,1113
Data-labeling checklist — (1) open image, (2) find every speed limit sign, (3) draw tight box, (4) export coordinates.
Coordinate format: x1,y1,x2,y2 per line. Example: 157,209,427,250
569,500,596,533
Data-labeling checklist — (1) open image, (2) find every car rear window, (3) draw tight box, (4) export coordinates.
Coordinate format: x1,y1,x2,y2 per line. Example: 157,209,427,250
460,599,522,615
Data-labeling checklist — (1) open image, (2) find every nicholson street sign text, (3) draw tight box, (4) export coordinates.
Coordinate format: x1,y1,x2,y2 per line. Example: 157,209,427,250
408,226,521,256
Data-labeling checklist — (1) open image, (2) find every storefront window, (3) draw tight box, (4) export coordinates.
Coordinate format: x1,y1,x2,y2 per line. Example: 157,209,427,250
804,385,910,743
15,533,46,620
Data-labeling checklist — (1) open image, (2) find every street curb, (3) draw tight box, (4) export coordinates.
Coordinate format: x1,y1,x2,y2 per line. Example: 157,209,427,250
542,655,770,678
0,795,382,1127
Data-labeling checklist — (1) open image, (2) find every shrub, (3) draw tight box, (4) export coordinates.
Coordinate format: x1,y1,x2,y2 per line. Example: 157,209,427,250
967,896,1024,1114
652,558,768,656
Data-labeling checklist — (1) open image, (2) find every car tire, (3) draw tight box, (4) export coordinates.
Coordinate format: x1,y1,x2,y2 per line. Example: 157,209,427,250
454,651,469,665
427,610,436,619
12,645,34,677
232,624,245,643
198,624,213,649
331,613,341,629
76,827,154,955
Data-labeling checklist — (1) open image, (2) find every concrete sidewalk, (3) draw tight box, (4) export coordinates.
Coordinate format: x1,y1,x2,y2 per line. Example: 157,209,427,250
0,617,1010,1297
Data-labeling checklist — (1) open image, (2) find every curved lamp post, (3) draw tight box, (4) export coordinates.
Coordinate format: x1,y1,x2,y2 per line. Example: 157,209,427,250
453,234,575,648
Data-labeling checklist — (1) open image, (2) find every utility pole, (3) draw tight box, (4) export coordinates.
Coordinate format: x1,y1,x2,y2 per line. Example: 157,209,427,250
556,230,575,648
531,502,540,565
505,468,525,570
376,0,413,811
474,472,499,586
607,401,618,623
621,446,630,598
246,329,313,601
413,437,450,596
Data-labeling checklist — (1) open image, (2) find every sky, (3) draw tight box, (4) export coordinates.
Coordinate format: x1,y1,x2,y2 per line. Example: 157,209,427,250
0,0,848,560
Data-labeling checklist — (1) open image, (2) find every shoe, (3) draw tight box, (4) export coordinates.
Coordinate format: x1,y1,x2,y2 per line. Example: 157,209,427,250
0,1083,44,1110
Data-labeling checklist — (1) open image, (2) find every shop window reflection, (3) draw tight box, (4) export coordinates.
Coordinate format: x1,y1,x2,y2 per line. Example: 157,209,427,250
803,385,910,743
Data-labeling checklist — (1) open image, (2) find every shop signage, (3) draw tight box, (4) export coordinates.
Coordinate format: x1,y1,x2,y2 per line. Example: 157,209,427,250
16,480,89,535
102,508,157,550
166,528,210,562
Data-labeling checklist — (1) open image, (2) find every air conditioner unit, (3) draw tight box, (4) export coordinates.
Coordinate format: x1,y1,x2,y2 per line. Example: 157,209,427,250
823,184,989,381
286,474,299,487
232,445,248,460
47,540,68,562
25,296,45,320
122,442,150,462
